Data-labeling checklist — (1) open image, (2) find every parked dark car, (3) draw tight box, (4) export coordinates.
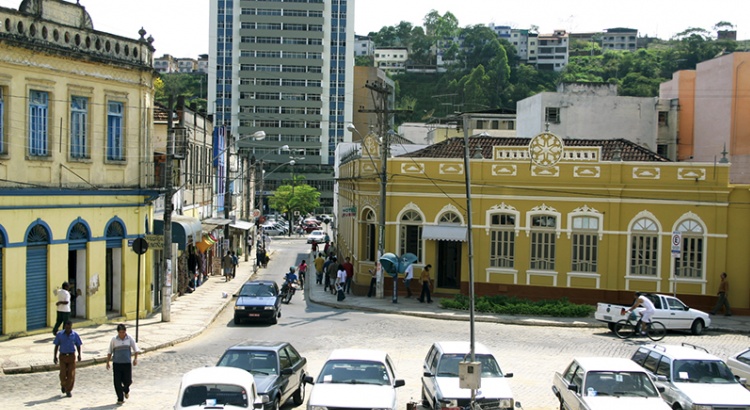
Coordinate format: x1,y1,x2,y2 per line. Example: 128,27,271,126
217,341,308,410
234,280,281,325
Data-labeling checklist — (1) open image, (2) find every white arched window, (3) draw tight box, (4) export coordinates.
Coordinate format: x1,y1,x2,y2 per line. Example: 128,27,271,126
490,213,516,268
399,210,423,260
675,219,704,278
630,218,659,276
361,209,377,261
571,216,599,273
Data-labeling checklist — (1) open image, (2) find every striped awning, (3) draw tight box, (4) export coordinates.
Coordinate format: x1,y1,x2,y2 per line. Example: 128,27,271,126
422,225,467,242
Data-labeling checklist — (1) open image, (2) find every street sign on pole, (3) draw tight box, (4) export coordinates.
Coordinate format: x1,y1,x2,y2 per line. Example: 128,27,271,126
671,231,682,258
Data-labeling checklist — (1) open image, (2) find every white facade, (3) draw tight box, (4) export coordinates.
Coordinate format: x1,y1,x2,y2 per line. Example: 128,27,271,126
602,28,638,51
374,47,408,74
510,29,530,61
355,35,373,56
536,30,568,71
516,83,659,151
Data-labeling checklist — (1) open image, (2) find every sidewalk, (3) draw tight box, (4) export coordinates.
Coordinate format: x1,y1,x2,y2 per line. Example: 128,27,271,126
2,251,748,374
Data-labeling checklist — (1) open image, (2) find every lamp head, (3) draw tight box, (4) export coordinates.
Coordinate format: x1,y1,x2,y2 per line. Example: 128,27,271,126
346,123,357,133
281,145,290,151
290,160,296,166
250,130,266,140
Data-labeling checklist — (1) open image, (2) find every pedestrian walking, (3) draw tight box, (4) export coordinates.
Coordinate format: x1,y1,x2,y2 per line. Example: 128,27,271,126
367,268,377,297
342,257,354,294
52,281,71,335
311,240,318,254
106,324,140,405
231,250,239,278
417,264,433,303
53,320,82,397
711,272,732,316
326,256,338,295
223,251,233,282
314,253,325,284
403,263,414,298
298,259,308,290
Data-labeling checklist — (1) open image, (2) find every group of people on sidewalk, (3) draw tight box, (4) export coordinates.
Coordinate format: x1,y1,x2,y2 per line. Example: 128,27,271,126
51,298,140,406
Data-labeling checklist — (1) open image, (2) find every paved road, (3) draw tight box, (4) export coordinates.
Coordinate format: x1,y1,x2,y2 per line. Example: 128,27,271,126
1,238,748,410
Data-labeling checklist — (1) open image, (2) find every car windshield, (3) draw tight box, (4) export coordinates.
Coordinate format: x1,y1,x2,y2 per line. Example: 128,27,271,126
239,283,276,297
217,350,279,376
584,371,659,397
317,360,391,386
436,354,503,377
180,383,248,407
673,360,736,383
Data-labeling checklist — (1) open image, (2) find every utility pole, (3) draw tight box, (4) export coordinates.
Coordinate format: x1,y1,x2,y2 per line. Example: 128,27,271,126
359,80,411,299
224,130,232,254
162,95,175,322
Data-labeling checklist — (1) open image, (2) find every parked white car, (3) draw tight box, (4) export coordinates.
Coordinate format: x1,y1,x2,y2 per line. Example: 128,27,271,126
421,341,520,409
174,366,265,409
303,348,405,410
306,230,327,244
631,343,750,410
727,347,750,388
552,357,671,410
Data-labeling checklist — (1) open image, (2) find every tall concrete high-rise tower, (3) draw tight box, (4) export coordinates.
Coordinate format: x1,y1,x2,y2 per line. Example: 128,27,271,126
208,0,354,213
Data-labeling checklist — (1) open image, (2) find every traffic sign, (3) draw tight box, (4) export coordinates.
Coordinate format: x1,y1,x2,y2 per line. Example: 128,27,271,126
132,237,149,255
671,231,682,258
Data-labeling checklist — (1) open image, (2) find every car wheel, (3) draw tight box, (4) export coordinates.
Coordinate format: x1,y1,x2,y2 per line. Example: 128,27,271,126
691,319,705,335
270,313,278,325
234,316,241,325
293,378,305,405
421,389,430,408
270,397,280,410
607,322,616,332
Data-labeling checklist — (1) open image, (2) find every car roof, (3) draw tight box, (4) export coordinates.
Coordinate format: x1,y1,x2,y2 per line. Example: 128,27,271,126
433,341,493,355
575,357,649,372
640,344,721,361
225,341,289,351
181,366,255,386
326,348,389,362
243,280,276,286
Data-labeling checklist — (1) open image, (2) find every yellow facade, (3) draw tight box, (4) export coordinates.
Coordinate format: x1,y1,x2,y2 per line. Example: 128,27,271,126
338,136,750,314
0,1,157,336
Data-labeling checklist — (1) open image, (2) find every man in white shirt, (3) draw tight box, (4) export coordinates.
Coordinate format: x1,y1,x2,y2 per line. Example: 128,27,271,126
626,292,656,335
52,282,71,336
403,264,414,298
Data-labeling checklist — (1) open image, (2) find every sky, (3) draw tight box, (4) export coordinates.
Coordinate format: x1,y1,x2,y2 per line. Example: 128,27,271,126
0,0,747,58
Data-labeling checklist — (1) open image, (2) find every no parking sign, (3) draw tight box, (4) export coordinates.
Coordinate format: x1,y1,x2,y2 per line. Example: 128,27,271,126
671,231,682,258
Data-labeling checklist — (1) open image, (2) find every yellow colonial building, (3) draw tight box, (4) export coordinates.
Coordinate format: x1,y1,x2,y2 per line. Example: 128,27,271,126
337,133,750,314
0,1,158,335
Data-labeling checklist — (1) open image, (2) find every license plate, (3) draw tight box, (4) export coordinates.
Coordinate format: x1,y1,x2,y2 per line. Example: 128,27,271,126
248,313,260,317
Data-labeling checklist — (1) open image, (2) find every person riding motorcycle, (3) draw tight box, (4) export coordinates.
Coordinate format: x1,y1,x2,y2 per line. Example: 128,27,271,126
281,267,299,299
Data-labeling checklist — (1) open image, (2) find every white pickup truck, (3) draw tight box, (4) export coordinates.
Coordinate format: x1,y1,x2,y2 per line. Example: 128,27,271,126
594,293,711,335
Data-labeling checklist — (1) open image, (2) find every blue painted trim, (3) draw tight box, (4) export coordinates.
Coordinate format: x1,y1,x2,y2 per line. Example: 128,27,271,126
104,217,128,238
0,224,7,246
23,219,53,245
66,217,92,241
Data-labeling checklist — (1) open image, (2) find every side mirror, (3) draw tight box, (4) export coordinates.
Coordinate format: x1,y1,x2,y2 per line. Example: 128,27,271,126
394,379,405,388
303,375,315,385
281,368,293,375
567,384,578,394
657,386,665,393
738,377,747,385
654,375,668,382
423,371,434,377
504,373,514,378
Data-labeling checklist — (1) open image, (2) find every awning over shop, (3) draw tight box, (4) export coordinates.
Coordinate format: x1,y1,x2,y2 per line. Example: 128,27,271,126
201,217,232,233
230,220,254,231
422,225,468,242
153,215,202,250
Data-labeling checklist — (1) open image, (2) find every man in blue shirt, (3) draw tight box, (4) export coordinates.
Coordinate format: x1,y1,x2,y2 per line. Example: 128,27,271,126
53,320,82,397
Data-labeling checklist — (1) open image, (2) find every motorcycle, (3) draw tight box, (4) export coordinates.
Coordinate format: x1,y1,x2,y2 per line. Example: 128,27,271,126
280,281,299,304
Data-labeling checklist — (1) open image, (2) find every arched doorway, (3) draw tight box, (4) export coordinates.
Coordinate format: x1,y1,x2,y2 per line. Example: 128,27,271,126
67,220,90,318
26,223,50,330
105,220,125,314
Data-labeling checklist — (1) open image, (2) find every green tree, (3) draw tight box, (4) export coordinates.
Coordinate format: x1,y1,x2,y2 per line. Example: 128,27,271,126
154,73,208,112
269,176,320,228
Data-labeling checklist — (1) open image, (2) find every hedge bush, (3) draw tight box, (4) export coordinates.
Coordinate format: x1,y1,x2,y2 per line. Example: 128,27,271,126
438,294,594,317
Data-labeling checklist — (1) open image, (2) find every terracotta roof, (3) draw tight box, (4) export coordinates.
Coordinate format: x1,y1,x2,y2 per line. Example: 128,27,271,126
399,136,671,162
